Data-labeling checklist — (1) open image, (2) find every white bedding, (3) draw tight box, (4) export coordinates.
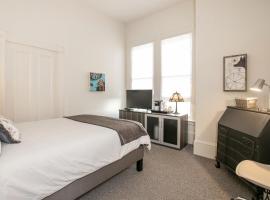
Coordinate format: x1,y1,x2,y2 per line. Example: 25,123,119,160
0,118,150,200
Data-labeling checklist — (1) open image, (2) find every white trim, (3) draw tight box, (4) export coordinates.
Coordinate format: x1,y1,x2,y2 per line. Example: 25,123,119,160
187,121,195,144
188,133,195,144
193,139,217,159
6,36,64,53
127,31,194,48
268,86,270,110
0,31,7,115
56,50,65,117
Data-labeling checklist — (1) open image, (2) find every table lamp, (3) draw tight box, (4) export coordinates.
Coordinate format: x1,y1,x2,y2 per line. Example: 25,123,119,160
169,91,184,114
250,79,270,111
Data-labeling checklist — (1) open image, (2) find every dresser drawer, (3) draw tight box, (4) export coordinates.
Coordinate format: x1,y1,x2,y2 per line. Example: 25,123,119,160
218,132,227,144
229,129,256,149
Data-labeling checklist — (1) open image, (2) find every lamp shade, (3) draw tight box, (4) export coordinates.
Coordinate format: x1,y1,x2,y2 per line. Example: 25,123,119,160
169,91,184,102
250,79,266,92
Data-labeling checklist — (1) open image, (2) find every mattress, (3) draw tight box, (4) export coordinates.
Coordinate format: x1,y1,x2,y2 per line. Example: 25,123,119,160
0,118,150,200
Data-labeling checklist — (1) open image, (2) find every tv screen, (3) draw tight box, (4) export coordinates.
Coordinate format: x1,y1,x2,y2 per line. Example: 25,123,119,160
126,90,152,110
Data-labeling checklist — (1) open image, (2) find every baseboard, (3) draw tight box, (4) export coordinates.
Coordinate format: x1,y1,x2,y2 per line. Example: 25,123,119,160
193,140,217,159
187,121,195,144
188,133,195,144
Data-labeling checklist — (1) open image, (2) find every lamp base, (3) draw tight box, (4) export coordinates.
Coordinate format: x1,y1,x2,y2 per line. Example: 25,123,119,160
174,102,179,115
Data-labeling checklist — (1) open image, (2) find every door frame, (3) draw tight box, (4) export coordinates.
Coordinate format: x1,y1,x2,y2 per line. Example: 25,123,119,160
0,31,7,115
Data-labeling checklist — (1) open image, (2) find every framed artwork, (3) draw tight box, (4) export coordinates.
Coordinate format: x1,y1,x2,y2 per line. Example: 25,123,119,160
223,54,247,91
90,72,105,92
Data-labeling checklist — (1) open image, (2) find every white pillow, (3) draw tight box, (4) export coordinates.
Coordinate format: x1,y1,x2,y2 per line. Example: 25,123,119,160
0,116,20,143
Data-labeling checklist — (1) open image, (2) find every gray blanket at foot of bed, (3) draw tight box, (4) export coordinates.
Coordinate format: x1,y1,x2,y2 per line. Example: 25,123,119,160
66,115,148,145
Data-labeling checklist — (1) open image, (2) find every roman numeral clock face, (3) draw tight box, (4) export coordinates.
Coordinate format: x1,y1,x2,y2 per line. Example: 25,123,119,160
224,55,247,91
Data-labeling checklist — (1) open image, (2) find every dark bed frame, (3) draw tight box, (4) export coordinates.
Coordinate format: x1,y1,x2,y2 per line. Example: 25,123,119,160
44,146,144,200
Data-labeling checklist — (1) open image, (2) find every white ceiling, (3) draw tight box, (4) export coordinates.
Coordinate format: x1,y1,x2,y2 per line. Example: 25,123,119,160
83,0,185,22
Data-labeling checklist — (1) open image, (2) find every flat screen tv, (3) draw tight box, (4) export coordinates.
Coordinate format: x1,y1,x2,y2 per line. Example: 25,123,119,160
126,90,152,110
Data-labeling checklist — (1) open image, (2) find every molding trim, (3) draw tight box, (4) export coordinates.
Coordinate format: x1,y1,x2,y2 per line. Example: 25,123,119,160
0,31,7,115
6,35,64,53
193,140,217,159
188,133,195,144
187,121,195,144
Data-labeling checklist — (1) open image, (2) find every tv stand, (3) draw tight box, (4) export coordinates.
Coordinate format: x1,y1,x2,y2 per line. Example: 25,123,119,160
119,109,188,150
124,108,133,111
151,110,170,114
124,108,150,112
119,109,150,127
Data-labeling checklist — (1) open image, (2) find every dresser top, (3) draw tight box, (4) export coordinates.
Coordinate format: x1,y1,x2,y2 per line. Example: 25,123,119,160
228,106,270,115
119,109,188,118
219,107,270,138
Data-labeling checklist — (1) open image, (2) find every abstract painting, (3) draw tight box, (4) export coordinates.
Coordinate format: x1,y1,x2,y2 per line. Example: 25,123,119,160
90,72,105,92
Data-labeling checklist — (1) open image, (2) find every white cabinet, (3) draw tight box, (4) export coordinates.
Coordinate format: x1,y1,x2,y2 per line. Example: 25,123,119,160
145,114,188,149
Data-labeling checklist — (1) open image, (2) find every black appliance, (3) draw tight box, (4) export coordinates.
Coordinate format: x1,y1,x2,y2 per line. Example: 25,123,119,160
217,107,270,171
153,100,162,111
151,100,170,114
126,90,152,110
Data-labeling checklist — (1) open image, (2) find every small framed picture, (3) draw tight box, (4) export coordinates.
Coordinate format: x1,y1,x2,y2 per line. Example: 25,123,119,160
90,72,105,92
223,54,247,91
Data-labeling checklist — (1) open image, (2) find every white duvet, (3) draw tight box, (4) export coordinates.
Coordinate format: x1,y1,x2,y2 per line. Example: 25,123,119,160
0,118,151,200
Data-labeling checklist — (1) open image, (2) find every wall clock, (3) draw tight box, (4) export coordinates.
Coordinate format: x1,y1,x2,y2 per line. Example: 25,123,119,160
223,54,247,91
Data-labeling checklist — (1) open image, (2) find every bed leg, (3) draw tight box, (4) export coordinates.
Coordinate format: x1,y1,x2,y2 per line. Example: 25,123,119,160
137,159,143,172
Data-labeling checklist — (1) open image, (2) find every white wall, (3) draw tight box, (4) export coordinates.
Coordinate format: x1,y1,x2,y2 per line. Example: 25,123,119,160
0,0,125,118
194,0,270,159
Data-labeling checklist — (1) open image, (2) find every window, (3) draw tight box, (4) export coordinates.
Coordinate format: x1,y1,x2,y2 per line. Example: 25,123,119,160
161,34,192,115
131,43,153,90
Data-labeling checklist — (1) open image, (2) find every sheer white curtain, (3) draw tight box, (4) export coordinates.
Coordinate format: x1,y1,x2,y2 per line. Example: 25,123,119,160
161,34,192,115
131,43,153,90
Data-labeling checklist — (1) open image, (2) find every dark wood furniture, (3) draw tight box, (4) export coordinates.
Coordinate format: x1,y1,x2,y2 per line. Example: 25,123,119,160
217,106,270,197
119,109,147,127
119,109,188,150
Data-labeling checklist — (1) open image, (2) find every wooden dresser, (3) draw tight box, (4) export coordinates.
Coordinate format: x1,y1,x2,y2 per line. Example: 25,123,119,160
217,107,270,171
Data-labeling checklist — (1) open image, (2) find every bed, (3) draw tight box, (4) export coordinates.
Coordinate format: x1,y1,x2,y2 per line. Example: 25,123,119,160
0,116,151,200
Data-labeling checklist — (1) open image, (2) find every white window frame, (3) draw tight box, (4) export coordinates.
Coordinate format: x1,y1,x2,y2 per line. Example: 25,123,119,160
128,33,193,119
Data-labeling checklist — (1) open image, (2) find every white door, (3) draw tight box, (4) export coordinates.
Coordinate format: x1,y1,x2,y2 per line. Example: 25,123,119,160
3,41,62,122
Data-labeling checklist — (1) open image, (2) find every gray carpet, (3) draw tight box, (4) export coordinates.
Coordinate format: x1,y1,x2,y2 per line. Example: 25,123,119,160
80,144,253,200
